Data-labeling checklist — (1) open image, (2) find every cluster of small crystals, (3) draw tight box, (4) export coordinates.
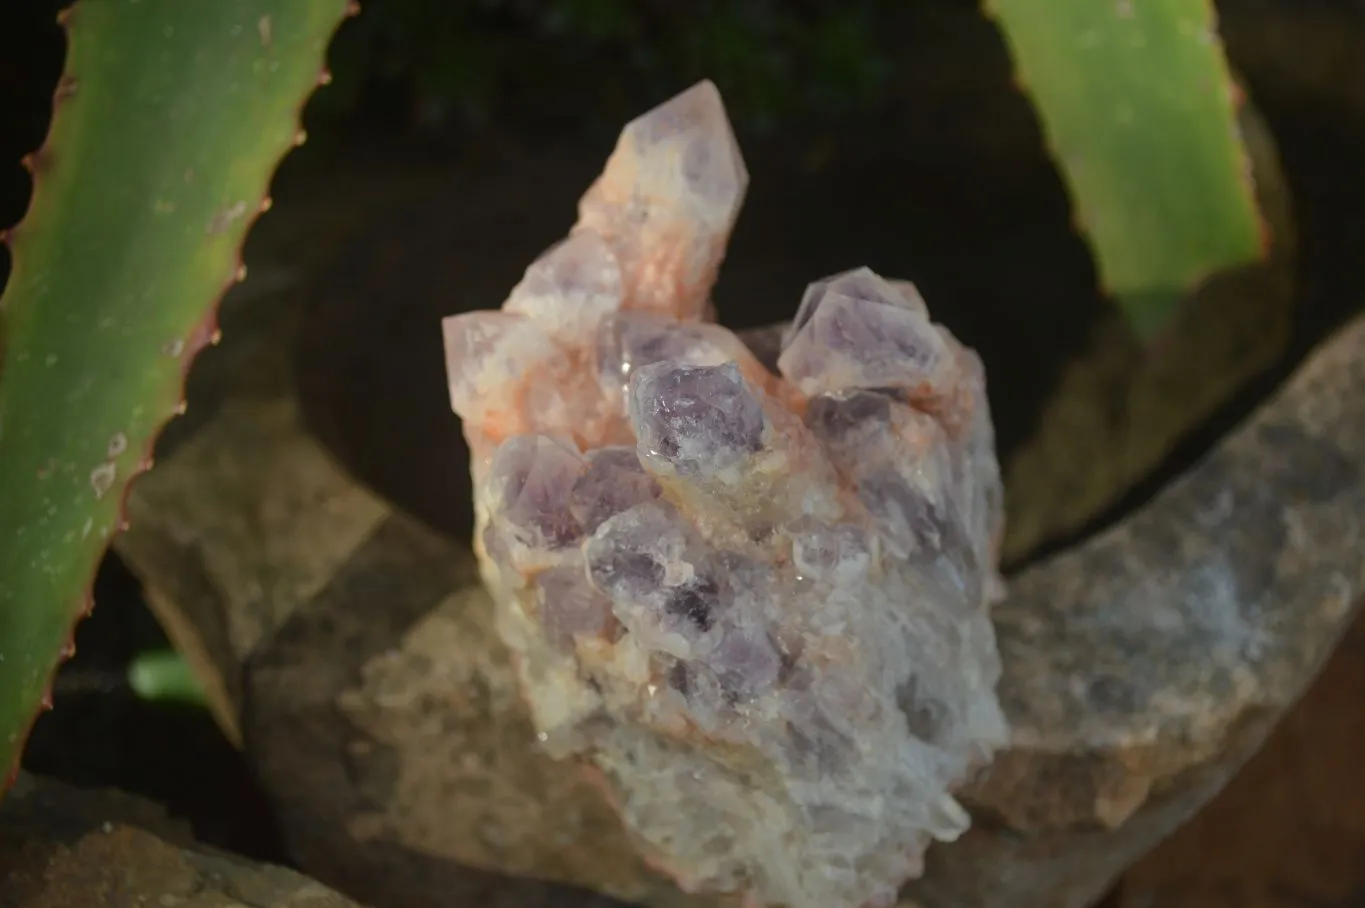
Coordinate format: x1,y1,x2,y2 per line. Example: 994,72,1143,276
442,81,1009,908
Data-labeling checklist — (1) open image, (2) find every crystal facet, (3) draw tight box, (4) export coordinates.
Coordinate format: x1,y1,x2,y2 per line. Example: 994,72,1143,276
777,282,954,402
484,434,586,553
577,81,748,320
630,361,767,478
535,565,616,651
595,311,766,408
442,80,1008,908
505,229,624,344
568,446,662,535
784,266,928,347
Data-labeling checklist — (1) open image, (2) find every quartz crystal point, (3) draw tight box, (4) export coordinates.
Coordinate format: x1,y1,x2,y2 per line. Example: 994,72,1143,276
577,80,748,320
442,80,1008,908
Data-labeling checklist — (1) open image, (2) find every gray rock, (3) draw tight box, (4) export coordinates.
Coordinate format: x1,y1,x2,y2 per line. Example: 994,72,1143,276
0,773,369,908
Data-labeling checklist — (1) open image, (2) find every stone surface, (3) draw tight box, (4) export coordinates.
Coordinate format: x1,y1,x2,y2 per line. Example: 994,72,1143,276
1115,605,1365,907
442,82,1008,908
0,774,368,908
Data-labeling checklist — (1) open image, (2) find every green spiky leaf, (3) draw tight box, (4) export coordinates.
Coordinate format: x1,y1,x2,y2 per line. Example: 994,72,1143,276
986,0,1265,338
0,0,351,792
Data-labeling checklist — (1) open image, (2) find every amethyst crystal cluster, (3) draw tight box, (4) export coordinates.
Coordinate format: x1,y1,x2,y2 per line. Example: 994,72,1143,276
442,81,1008,908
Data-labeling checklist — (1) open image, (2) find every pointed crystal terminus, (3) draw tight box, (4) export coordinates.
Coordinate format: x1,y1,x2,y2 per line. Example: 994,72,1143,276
577,80,749,319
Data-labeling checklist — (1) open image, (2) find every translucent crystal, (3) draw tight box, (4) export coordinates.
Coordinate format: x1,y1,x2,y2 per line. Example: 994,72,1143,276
584,502,687,605
807,393,948,546
569,446,662,535
788,519,872,583
441,81,1007,908
535,566,616,650
443,311,605,458
708,623,782,698
778,270,955,401
586,502,727,659
442,311,561,431
595,311,761,407
505,229,624,344
784,266,928,348
577,80,748,320
484,435,586,552
629,361,767,479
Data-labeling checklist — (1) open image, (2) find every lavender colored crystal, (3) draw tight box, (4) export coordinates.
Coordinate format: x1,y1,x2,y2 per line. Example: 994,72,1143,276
585,502,727,658
778,270,953,398
584,502,687,604
485,435,586,551
804,389,968,560
783,266,927,348
576,81,748,319
629,361,767,478
622,82,748,226
568,446,662,535
596,312,754,403
803,389,894,460
708,624,782,698
856,467,956,558
535,565,615,650
504,229,624,343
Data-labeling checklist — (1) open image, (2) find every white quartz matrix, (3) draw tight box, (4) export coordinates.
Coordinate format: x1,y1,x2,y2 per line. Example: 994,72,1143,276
442,81,1008,908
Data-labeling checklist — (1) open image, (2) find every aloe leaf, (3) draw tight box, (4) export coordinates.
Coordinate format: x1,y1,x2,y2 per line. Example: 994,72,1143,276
0,0,351,793
986,0,1266,338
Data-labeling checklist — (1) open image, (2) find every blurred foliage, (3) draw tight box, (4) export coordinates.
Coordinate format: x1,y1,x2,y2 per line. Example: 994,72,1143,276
318,0,898,133
128,650,210,709
986,0,1265,340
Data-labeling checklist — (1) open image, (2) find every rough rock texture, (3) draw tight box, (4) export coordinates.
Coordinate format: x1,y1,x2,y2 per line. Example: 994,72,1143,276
1116,604,1365,907
441,81,1009,908
0,773,368,908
